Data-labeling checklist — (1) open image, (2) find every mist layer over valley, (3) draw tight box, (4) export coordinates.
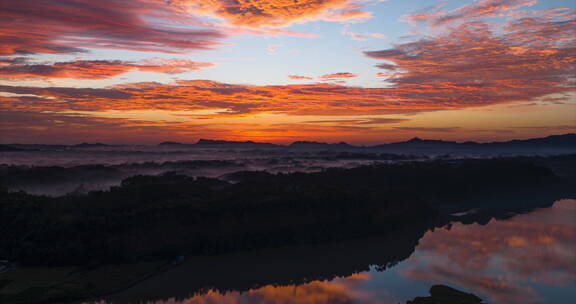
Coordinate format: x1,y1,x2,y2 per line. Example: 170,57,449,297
2,134,575,196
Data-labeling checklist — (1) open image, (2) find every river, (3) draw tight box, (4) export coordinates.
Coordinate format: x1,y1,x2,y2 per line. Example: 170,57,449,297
86,199,575,304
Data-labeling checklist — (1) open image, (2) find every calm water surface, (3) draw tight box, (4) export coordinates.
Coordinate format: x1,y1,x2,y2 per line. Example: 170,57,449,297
93,199,576,304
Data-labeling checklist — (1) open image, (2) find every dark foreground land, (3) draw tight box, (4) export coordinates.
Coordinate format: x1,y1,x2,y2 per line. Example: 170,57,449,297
0,155,575,303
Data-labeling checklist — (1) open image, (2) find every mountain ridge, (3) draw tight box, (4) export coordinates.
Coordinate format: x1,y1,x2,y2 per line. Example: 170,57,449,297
2,133,575,151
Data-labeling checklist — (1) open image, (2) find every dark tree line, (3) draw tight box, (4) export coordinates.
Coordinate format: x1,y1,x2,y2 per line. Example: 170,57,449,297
0,156,571,267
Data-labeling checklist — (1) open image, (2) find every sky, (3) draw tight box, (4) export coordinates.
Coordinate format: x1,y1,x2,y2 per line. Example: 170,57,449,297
0,0,575,144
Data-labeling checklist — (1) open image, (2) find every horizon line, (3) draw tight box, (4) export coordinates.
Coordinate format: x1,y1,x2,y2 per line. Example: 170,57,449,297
2,133,574,147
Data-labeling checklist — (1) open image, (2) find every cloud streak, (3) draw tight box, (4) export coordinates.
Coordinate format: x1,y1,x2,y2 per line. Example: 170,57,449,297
0,0,224,56
394,127,460,133
0,59,214,79
319,72,359,79
288,73,358,81
304,118,409,125
289,75,315,80
1,79,529,117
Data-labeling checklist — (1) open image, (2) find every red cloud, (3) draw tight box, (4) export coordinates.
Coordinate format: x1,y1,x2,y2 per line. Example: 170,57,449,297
0,0,224,56
0,59,214,79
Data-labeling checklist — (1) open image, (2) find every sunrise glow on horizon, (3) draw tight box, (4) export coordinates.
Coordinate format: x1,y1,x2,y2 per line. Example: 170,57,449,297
1,0,575,144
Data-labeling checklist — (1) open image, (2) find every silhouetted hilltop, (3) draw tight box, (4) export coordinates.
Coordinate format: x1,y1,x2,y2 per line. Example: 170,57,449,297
73,142,114,148
2,143,120,151
288,141,357,150
0,144,29,152
3,133,575,153
1,144,68,151
158,141,185,146
158,139,281,148
378,137,466,149
158,133,576,151
372,133,576,151
196,139,281,148
488,133,576,148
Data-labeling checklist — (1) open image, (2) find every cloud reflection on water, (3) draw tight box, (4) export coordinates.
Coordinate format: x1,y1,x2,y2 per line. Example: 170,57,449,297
400,199,576,303
92,273,390,304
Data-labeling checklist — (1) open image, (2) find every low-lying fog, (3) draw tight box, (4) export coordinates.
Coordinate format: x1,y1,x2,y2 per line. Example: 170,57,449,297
1,145,572,196
1,148,429,196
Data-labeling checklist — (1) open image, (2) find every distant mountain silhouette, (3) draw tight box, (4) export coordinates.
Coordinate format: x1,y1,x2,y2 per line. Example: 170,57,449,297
487,133,576,148
160,139,282,148
2,143,120,151
372,133,576,151
1,144,68,151
0,144,29,152
196,139,281,148
158,141,184,146
375,137,465,149
288,141,356,150
3,133,575,152
286,133,576,150
74,142,118,148
285,134,576,151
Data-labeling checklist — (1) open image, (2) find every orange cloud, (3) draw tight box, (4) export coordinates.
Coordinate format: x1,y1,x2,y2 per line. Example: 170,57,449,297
175,0,373,28
2,2,574,144
303,118,409,125
0,81,485,116
289,73,358,81
375,72,401,78
289,75,315,80
0,59,214,79
319,72,358,79
1,44,573,117
0,110,392,144
365,9,576,109
394,127,459,133
0,0,224,56
0,110,245,144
